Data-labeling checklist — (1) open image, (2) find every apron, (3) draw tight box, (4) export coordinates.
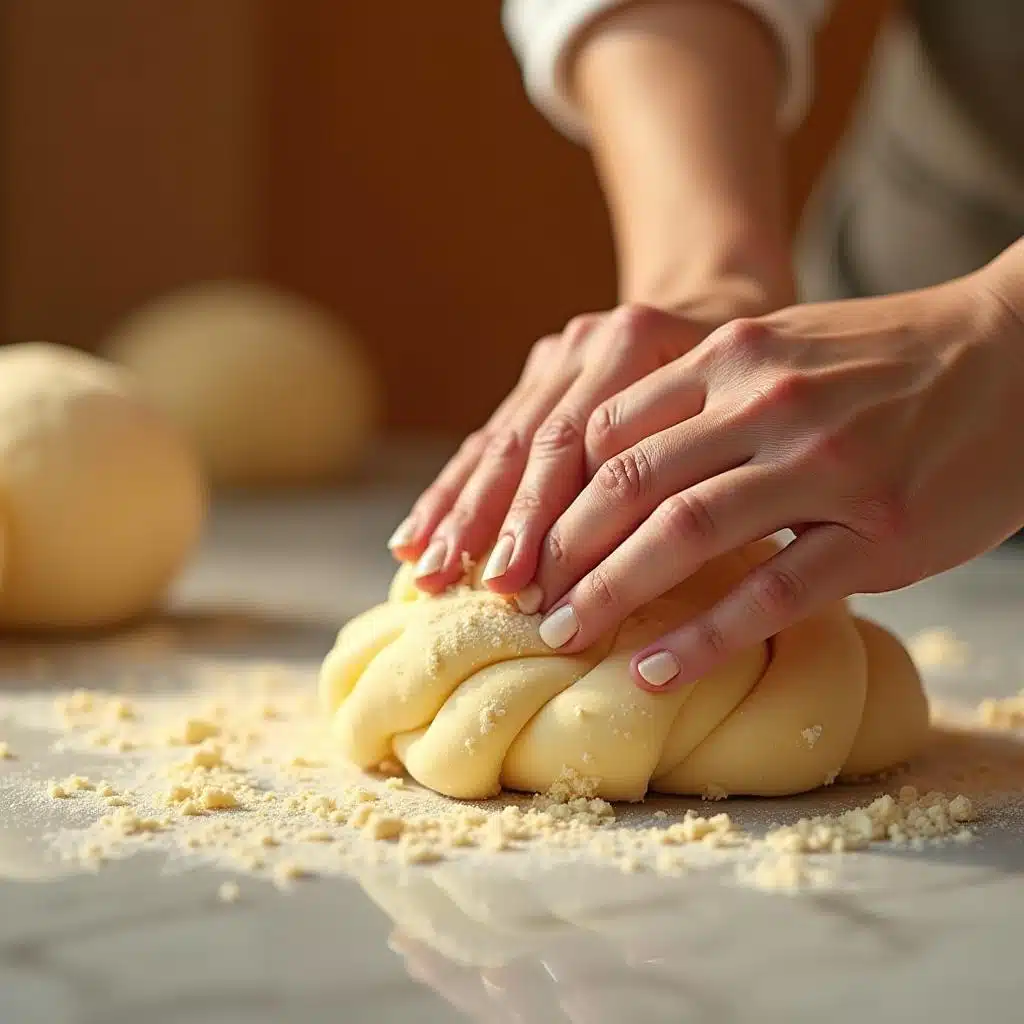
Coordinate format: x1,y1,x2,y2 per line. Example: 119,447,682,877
796,0,1024,302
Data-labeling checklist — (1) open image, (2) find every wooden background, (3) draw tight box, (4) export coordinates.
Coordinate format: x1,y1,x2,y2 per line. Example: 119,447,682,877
0,0,891,433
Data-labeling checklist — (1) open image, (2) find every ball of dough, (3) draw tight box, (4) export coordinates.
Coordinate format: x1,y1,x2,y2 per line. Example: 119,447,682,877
104,281,379,489
0,343,206,629
319,544,930,802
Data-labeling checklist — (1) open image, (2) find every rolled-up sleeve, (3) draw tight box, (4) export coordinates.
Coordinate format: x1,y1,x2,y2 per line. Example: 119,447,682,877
502,0,832,140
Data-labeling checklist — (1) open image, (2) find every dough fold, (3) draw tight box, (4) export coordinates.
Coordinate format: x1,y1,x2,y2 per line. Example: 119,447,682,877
319,544,929,801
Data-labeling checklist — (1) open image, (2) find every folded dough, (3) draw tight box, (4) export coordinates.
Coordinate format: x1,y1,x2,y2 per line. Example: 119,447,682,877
319,543,929,801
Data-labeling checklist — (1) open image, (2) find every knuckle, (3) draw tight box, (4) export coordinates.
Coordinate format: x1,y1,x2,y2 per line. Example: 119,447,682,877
584,401,620,463
654,492,716,547
587,568,618,610
563,313,598,344
523,335,557,374
614,302,663,342
690,618,730,661
716,317,771,361
748,566,807,619
507,490,544,519
457,430,489,461
544,529,567,567
532,414,584,457
595,446,654,506
484,429,528,464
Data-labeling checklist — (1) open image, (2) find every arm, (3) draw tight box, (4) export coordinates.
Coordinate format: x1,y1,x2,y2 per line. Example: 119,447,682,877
572,1,795,319
392,1,827,592
525,240,1024,686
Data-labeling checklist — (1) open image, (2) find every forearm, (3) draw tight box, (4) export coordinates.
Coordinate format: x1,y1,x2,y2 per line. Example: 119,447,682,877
979,237,1024,341
571,0,794,319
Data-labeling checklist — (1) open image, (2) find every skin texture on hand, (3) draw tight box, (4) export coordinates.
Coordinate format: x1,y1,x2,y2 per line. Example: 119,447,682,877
388,0,793,594
519,247,1024,691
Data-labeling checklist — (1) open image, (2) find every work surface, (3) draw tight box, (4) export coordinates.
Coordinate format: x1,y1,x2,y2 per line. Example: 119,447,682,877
1,444,1023,1024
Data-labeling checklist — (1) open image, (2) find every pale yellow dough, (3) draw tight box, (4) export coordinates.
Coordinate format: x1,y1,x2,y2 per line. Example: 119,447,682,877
105,280,379,489
319,543,930,801
0,344,205,629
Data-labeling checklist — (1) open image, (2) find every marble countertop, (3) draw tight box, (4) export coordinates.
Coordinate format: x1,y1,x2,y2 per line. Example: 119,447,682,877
1,442,1023,1024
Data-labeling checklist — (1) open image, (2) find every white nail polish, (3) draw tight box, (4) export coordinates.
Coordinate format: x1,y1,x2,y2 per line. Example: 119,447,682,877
415,540,447,578
637,651,680,687
387,517,415,550
482,535,515,582
515,583,543,615
539,605,578,649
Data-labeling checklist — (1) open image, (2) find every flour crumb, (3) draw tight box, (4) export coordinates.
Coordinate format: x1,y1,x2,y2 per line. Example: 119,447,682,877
400,844,442,865
0,741,15,760
743,853,830,892
272,861,309,887
218,880,241,904
364,814,404,841
201,788,239,811
169,718,221,746
801,725,823,749
544,767,601,803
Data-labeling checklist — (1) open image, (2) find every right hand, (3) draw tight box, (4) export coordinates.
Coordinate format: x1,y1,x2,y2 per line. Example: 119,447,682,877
387,304,714,596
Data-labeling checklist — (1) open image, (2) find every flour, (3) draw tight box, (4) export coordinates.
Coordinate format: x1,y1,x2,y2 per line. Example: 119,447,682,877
0,660,1017,897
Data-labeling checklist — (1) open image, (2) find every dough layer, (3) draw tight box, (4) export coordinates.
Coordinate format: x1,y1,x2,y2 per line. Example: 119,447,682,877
320,544,929,801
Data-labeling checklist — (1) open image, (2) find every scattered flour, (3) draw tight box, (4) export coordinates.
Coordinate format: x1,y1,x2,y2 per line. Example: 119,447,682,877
2,661,1018,900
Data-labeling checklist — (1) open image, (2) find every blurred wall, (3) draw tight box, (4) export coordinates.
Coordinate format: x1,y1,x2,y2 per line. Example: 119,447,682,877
0,0,263,348
1,0,890,433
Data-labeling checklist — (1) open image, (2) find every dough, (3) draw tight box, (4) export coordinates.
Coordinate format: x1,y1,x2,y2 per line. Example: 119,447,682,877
319,543,930,801
0,344,205,629
104,280,379,489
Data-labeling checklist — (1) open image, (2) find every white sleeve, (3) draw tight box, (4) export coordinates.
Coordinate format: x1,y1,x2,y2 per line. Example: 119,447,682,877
502,0,833,140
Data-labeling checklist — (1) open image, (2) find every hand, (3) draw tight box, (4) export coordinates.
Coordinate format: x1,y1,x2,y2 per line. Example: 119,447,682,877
519,270,1024,689
387,303,719,596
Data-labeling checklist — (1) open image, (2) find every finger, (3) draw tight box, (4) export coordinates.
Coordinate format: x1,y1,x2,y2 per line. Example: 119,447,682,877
584,367,706,476
534,464,802,655
390,336,559,564
412,378,573,593
486,307,685,598
535,410,752,609
582,317,760,474
630,524,867,691
387,430,490,560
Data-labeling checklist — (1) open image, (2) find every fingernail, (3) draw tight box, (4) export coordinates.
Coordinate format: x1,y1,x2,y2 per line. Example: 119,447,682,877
482,535,515,582
388,517,415,550
415,539,447,578
539,604,578,649
515,582,543,615
636,651,680,687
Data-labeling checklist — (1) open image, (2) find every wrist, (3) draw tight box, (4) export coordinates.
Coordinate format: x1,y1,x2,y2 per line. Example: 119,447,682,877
623,254,795,326
976,238,1024,346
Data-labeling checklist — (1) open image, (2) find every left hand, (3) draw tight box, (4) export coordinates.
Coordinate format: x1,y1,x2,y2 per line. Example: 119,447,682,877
499,271,1024,690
